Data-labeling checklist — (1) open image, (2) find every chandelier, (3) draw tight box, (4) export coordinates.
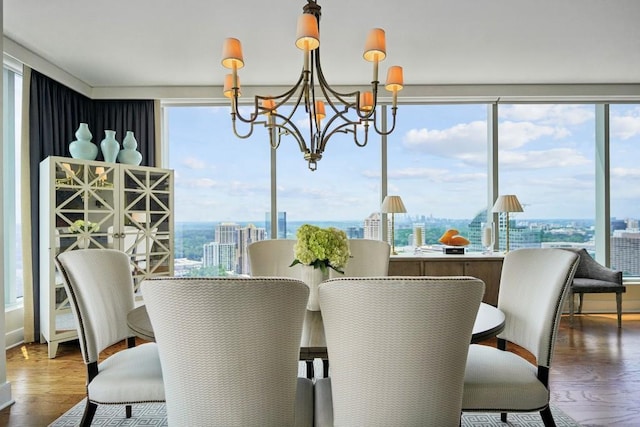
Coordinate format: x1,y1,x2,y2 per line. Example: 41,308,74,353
221,0,403,171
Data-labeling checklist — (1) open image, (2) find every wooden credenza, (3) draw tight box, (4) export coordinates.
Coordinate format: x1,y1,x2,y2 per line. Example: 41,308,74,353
388,253,504,306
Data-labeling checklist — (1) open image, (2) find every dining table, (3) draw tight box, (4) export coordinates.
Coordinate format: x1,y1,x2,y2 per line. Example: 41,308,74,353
128,302,505,378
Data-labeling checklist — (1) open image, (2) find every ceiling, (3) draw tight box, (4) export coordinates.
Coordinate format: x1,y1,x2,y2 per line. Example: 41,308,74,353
4,0,640,90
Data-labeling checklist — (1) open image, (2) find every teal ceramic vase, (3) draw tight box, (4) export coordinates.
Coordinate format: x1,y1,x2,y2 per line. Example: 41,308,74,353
100,130,120,163
69,123,98,160
118,131,143,165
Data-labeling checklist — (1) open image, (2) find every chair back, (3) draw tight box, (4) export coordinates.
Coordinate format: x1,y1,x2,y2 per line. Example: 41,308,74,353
55,249,136,364
141,277,310,426
497,248,579,366
329,239,390,279
248,239,301,279
318,276,484,426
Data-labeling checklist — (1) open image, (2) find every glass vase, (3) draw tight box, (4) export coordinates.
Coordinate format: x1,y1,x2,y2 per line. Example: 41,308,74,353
481,222,495,254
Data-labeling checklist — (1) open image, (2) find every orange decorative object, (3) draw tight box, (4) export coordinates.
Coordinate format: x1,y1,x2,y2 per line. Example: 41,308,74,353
438,229,470,246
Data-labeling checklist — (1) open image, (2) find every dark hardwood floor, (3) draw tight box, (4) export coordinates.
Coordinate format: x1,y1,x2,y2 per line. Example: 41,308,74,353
0,312,638,426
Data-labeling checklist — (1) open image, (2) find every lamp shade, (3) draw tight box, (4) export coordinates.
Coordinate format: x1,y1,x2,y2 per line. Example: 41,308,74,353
223,74,241,98
359,91,374,112
492,195,524,213
363,28,387,62
221,38,245,69
385,66,404,92
381,195,407,214
295,13,320,51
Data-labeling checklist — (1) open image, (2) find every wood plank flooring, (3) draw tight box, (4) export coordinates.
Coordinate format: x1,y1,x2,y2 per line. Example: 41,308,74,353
0,312,638,426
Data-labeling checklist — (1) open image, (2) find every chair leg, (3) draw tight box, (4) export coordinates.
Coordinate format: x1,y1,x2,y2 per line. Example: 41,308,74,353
126,404,132,418
616,292,623,328
569,292,575,327
500,412,507,422
80,401,98,427
578,293,584,314
540,406,557,427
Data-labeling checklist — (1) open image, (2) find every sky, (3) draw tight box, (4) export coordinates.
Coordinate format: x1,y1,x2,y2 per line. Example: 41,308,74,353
167,103,640,224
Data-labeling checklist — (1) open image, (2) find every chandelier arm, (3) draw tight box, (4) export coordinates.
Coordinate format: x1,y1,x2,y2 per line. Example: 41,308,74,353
230,91,261,125
351,121,370,147
371,106,399,135
269,112,309,154
353,82,380,121
231,114,256,139
270,71,307,115
313,48,360,105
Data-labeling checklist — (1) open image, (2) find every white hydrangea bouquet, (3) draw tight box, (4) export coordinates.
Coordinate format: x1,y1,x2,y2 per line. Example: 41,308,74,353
68,219,99,234
290,224,350,274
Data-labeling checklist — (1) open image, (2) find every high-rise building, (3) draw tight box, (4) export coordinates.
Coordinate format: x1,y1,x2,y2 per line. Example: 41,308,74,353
216,222,239,244
363,213,382,240
202,242,220,268
218,243,237,273
237,224,267,275
265,212,288,239
611,230,640,276
346,226,364,239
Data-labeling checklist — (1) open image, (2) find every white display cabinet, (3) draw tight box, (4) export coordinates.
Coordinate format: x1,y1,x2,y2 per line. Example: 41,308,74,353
39,156,174,358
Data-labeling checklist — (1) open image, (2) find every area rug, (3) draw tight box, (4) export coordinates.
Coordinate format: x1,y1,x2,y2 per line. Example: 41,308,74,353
50,400,581,426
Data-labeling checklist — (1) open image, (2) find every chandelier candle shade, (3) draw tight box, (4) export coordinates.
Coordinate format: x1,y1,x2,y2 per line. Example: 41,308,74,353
221,0,403,171
381,195,407,255
492,195,524,253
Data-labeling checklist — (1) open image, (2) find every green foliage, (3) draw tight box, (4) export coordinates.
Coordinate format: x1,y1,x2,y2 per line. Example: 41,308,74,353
186,265,228,277
174,223,214,260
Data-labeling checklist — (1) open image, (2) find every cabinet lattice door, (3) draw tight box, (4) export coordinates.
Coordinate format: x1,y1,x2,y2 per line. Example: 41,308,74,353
40,156,174,358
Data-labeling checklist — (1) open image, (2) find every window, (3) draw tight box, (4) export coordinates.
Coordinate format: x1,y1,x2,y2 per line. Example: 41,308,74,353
165,105,270,277
610,104,640,277
387,104,488,252
497,104,596,252
3,64,23,308
275,106,381,238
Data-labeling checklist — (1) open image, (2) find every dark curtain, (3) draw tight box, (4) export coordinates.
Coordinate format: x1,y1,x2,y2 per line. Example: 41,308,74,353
29,70,156,338
93,100,155,165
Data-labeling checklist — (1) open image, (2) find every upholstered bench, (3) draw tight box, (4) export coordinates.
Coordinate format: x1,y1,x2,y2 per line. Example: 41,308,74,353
563,248,625,328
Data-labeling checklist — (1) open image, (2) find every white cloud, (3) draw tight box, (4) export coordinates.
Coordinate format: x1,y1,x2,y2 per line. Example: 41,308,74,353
387,167,485,183
191,178,218,188
182,157,206,169
403,121,486,156
499,121,565,149
499,148,590,169
611,167,640,179
611,108,640,140
500,104,594,126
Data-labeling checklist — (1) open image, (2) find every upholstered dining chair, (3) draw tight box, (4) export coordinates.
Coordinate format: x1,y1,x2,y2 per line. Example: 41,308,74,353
55,249,165,426
462,248,579,426
248,239,301,279
314,276,485,426
141,277,313,427
328,239,391,279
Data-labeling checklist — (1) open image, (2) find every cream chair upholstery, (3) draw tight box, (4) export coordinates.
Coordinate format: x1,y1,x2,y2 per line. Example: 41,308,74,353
328,239,391,279
248,239,301,279
141,277,313,427
315,276,485,426
462,248,579,425
55,249,164,426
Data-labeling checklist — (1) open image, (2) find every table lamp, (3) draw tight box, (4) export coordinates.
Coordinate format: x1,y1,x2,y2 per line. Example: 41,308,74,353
381,195,406,255
492,194,524,253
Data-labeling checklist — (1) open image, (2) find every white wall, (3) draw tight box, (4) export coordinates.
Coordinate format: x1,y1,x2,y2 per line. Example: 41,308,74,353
0,0,16,410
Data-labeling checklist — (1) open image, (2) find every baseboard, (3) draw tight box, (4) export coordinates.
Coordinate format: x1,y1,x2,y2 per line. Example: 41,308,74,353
5,327,24,350
0,381,14,411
